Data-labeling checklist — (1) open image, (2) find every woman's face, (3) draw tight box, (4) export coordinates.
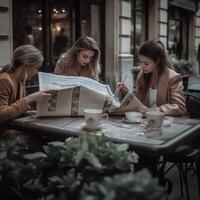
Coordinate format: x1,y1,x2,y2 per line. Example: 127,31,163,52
138,55,157,74
26,64,40,80
77,50,95,66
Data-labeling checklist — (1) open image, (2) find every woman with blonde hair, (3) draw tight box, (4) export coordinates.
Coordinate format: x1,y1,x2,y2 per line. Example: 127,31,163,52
0,45,50,126
54,36,101,81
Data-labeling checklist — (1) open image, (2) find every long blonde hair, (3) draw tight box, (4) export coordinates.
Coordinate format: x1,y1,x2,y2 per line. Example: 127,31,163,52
0,45,43,73
62,36,101,80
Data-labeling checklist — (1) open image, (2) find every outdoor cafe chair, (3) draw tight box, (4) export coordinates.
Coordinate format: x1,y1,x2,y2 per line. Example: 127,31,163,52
159,90,200,199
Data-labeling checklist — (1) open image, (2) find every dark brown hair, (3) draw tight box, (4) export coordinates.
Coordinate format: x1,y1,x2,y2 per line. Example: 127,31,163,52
138,39,172,93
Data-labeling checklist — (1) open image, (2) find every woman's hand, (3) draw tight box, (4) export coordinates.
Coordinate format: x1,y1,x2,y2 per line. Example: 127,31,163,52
25,91,51,104
116,82,129,96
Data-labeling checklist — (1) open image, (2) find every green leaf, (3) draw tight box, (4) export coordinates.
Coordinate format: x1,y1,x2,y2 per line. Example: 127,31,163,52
0,152,7,159
86,153,103,168
74,151,84,166
116,144,129,151
23,152,47,160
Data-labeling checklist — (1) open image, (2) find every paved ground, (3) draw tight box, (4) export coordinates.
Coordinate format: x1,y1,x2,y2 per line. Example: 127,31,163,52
166,162,199,200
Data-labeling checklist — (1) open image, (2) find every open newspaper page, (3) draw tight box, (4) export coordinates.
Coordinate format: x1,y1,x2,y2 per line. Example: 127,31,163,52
37,72,120,117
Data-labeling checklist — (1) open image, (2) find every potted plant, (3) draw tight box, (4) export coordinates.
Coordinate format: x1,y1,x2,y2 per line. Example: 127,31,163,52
0,135,165,200
172,59,193,90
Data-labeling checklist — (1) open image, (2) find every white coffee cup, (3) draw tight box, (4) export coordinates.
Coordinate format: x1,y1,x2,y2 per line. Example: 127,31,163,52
125,112,142,122
84,109,108,130
146,111,165,128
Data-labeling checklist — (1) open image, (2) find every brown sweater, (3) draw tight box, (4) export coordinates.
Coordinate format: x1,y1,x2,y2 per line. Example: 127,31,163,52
54,55,96,80
0,72,29,124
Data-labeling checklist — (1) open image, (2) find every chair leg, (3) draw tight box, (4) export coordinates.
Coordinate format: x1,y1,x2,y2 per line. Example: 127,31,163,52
177,163,184,199
194,160,200,199
182,163,190,200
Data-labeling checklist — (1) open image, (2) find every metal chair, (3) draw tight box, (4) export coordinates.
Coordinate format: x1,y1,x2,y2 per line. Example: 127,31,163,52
185,91,200,119
160,145,200,200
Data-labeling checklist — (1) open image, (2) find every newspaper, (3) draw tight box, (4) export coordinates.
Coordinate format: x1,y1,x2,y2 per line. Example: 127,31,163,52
36,72,120,117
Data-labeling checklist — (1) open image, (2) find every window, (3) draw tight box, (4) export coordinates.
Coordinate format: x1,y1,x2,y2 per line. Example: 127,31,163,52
168,6,191,60
131,0,147,65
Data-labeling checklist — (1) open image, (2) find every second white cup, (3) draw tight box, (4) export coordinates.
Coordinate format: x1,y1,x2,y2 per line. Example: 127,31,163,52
125,111,142,122
84,109,108,129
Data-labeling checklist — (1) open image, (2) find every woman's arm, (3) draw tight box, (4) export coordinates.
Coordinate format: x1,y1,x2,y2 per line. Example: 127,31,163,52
0,79,29,123
0,79,51,124
159,75,187,116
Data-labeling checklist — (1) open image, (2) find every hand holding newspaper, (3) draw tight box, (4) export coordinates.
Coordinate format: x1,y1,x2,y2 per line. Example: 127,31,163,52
36,72,146,117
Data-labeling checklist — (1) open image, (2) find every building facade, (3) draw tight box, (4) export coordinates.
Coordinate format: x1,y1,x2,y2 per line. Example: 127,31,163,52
0,0,199,90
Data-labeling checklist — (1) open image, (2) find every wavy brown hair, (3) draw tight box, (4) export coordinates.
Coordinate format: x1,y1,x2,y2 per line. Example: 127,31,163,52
61,36,101,80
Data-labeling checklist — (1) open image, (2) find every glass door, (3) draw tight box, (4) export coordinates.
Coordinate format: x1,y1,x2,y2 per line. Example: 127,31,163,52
13,0,105,78
51,0,75,64
168,6,190,60
13,0,43,51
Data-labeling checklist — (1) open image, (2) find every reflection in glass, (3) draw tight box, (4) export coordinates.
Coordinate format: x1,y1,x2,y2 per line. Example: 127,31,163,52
13,0,43,51
51,1,74,64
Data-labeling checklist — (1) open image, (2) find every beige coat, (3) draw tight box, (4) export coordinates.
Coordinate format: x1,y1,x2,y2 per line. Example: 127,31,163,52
0,72,29,124
110,68,187,116
54,55,96,80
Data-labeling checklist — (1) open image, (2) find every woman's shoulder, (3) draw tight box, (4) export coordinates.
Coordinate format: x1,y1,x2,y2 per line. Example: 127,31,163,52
0,72,12,81
0,73,14,90
164,68,183,85
165,67,181,79
56,53,70,68
58,53,69,62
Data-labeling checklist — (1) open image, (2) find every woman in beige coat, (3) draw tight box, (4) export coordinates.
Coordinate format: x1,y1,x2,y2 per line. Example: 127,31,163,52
0,45,50,126
116,40,187,116
54,36,101,81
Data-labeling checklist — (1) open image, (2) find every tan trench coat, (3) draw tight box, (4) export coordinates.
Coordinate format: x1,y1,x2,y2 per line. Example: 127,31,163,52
110,68,187,116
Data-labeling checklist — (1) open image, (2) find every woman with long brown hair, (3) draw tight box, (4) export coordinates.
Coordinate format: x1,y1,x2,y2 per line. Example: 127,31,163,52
116,39,187,116
54,36,101,81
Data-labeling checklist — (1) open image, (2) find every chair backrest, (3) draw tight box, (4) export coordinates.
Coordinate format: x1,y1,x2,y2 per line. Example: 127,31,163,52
185,92,200,118
182,75,189,91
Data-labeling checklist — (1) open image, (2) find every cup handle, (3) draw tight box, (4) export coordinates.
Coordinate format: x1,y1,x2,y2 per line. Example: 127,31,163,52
102,113,108,121
139,113,142,119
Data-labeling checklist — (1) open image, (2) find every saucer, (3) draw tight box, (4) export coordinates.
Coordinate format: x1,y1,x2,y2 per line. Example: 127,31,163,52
122,118,142,124
83,123,101,131
162,117,173,127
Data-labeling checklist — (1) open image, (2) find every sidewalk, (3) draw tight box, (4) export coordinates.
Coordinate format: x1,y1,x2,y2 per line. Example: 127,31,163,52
188,75,200,91
189,75,200,85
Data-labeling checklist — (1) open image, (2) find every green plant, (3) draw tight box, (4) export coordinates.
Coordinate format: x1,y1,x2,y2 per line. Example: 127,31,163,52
80,169,165,200
172,59,193,75
23,135,138,199
0,135,164,200
0,137,36,200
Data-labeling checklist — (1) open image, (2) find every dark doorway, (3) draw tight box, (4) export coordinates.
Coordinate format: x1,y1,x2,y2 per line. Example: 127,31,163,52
168,6,191,60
